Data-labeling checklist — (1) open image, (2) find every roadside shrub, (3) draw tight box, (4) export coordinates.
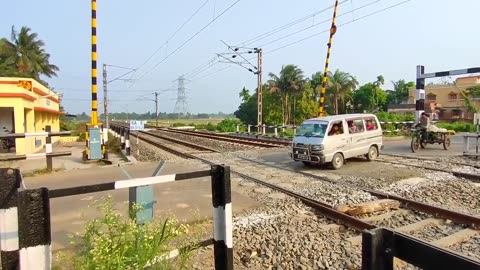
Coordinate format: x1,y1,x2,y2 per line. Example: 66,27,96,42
171,122,187,127
56,196,192,270
216,118,241,132
106,134,120,153
436,122,476,132
376,112,414,122
206,123,217,131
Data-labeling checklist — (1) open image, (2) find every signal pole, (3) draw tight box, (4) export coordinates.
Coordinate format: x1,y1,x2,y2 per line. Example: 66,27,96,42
318,0,339,117
103,64,108,130
155,91,159,127
256,49,263,133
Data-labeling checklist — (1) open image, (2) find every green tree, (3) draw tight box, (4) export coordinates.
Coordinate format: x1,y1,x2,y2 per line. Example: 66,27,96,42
293,83,318,125
234,87,257,125
0,26,59,81
310,71,324,100
461,86,480,113
268,65,305,125
389,79,415,104
353,82,387,112
326,69,358,115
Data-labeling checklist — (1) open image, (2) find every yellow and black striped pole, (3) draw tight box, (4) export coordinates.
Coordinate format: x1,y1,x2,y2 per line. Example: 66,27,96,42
318,0,339,117
91,0,98,126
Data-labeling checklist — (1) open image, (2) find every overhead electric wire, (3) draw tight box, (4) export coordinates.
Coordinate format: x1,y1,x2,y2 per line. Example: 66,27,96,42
133,0,243,81
258,0,381,48
128,0,210,81
187,0,412,83
265,0,412,55
238,0,350,47
185,2,346,80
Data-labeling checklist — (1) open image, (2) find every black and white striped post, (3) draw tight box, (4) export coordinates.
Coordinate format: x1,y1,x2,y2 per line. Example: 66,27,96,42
0,168,21,269
121,128,125,150
211,165,233,270
0,169,51,269
415,65,426,123
17,188,51,269
125,129,131,156
45,126,53,171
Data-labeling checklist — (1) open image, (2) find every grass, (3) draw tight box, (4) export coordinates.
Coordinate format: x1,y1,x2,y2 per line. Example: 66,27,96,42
22,167,62,177
52,196,197,270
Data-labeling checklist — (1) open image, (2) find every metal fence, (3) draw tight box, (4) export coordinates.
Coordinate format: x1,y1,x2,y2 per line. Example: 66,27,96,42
0,164,233,270
362,227,480,269
0,126,71,170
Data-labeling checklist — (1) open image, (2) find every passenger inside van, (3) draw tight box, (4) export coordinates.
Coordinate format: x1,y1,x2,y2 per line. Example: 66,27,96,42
328,123,343,136
348,121,359,133
366,120,376,131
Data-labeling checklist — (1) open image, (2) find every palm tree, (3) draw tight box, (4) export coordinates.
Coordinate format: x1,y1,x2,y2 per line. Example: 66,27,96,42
327,69,358,115
391,79,414,104
268,65,305,125
0,26,59,79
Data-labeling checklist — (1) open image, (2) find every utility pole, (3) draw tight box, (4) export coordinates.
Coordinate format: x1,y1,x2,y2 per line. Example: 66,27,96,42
155,91,159,127
256,48,263,133
217,41,263,132
103,64,108,130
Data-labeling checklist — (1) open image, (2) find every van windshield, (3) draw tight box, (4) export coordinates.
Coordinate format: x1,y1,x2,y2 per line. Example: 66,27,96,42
295,123,327,138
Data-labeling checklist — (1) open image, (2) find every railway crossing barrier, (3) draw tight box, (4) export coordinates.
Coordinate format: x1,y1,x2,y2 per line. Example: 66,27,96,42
0,127,72,170
362,227,480,270
236,121,432,137
0,164,233,270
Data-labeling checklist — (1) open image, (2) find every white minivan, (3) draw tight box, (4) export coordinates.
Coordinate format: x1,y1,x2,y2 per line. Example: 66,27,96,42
290,114,383,169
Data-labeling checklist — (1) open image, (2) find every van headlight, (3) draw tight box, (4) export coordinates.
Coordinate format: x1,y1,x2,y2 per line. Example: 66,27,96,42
311,145,324,151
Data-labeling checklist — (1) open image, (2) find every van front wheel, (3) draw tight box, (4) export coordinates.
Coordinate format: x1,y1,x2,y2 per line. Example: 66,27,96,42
331,153,344,170
366,146,378,161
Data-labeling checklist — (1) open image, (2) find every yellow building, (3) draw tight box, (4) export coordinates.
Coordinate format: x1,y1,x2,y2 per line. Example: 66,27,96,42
390,76,480,121
0,77,61,154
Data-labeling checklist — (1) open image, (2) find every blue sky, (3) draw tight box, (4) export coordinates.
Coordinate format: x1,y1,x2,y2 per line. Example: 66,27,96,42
2,0,479,115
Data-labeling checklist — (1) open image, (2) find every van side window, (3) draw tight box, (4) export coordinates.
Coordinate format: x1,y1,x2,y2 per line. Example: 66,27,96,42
364,118,378,131
347,119,365,134
328,121,344,136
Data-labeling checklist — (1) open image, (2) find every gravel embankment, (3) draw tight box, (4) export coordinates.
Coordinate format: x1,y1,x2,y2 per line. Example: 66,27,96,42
449,235,480,261
128,141,478,269
151,130,256,152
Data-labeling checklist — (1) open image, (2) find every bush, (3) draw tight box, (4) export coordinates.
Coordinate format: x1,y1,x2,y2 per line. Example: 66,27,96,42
216,118,241,132
106,134,120,153
206,123,217,131
172,122,187,127
436,122,476,132
376,112,414,122
55,196,192,270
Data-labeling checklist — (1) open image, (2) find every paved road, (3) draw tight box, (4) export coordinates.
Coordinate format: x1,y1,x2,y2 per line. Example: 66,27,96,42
382,135,464,157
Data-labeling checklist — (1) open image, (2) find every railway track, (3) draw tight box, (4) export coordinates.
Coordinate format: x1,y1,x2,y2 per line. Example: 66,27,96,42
115,124,480,267
139,125,480,182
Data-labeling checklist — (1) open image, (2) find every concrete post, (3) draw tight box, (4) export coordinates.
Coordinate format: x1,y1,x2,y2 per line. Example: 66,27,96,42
45,126,53,171
125,129,130,156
